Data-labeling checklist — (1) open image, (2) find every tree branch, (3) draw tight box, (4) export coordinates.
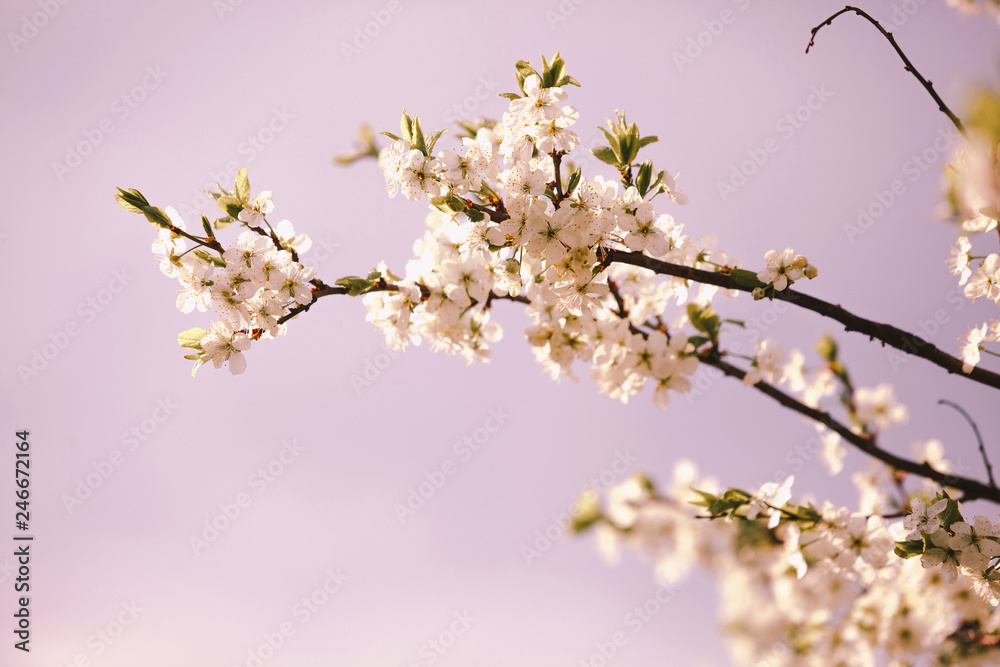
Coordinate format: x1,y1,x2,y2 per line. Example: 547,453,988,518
276,279,530,326
607,249,1000,391
939,398,997,488
701,355,1000,504
805,5,967,137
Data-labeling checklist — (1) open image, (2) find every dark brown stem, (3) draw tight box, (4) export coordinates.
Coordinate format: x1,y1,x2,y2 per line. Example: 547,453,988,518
939,399,997,488
701,355,1000,504
805,5,967,137
169,225,224,255
607,249,1000,391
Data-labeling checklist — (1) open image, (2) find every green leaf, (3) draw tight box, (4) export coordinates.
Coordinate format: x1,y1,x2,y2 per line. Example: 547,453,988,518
687,335,710,349
938,497,964,530
213,216,234,230
690,489,718,508
638,135,659,149
816,336,839,363
216,194,241,216
201,215,215,239
723,319,746,328
380,131,402,141
335,276,375,296
399,110,414,144
114,187,149,214
424,128,447,155
194,249,226,267
687,304,720,338
730,268,766,289
600,128,622,162
412,115,427,155
894,539,925,559
142,205,172,228
235,167,250,204
565,166,582,196
635,162,652,195
541,53,565,89
430,194,467,216
556,75,581,88
591,146,619,166
499,92,521,101
178,327,208,350
182,352,203,361
514,59,539,94
466,208,485,223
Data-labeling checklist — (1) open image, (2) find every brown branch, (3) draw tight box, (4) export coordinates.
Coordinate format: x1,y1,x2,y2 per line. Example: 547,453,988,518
168,224,225,255
607,249,1000,391
939,399,997,488
701,355,1000,504
277,279,529,325
805,5,967,137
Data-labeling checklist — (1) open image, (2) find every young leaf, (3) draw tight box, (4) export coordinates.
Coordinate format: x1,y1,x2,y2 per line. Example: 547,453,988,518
142,206,172,228
201,215,215,239
335,276,375,296
178,327,208,350
592,146,619,166
194,250,226,267
235,167,250,204
114,187,149,214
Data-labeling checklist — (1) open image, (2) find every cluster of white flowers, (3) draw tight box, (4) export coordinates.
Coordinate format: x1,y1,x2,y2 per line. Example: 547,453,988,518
149,195,314,376
946,98,1000,374
365,57,830,408
581,457,1000,666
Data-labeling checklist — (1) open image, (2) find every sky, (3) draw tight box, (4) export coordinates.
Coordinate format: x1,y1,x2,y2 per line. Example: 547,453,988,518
2,1,1000,665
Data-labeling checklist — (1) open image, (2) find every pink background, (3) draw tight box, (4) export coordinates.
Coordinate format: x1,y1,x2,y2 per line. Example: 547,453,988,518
3,1,1000,665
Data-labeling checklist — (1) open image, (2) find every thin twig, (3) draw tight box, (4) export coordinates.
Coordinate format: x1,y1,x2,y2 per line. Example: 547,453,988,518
805,5,967,137
939,399,996,488
701,355,1000,504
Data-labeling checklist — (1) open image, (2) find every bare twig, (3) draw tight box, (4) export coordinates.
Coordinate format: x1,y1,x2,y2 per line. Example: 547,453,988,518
805,5,967,137
700,355,1000,504
939,399,996,488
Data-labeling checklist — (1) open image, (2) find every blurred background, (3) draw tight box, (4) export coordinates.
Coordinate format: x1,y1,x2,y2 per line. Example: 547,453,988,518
2,1,1000,664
